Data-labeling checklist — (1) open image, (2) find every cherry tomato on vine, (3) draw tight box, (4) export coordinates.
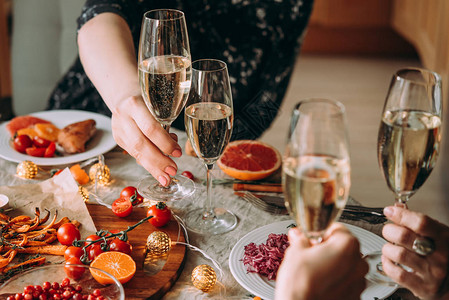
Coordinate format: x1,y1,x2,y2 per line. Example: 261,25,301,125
88,243,105,261
120,186,144,206
85,234,101,244
13,135,33,153
108,238,132,255
64,246,84,261
111,197,133,217
181,171,194,180
146,202,171,227
106,229,121,236
57,223,81,246
64,257,85,279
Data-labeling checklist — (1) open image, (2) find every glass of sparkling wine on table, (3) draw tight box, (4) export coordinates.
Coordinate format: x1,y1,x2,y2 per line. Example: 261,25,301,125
137,9,195,201
365,67,442,286
283,99,351,244
184,59,237,234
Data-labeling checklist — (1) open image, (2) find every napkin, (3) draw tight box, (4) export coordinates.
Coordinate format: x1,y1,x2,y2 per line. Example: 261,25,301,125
0,169,97,237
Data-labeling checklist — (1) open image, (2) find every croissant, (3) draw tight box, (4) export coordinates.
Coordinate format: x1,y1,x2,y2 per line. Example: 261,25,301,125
57,119,97,154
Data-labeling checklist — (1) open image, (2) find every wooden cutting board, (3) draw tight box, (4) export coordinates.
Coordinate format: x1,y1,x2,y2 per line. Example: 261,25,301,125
86,204,187,300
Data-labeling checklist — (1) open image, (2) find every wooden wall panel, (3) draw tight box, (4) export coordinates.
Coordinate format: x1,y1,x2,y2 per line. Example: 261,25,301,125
0,0,11,98
302,0,417,56
391,0,449,102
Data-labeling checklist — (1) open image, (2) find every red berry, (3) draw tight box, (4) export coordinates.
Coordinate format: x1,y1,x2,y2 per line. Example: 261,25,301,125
181,171,194,180
61,278,70,287
42,282,51,291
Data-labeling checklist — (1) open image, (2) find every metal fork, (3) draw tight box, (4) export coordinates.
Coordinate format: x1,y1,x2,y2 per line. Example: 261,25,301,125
238,191,288,215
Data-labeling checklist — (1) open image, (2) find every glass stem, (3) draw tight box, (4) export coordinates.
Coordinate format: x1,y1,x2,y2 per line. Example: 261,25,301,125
202,163,215,220
394,195,409,209
162,124,171,132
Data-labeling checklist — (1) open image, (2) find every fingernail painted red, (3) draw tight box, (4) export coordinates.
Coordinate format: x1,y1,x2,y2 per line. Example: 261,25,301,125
158,176,167,186
165,166,177,176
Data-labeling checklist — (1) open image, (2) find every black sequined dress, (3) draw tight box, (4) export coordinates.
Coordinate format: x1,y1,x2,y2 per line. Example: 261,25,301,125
47,0,313,140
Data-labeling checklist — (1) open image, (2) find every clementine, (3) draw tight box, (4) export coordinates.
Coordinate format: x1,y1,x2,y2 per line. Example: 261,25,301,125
90,251,136,285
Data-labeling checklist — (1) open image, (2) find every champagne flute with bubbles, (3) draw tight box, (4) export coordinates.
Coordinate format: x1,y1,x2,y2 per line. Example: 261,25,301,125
137,9,195,201
283,99,351,244
365,67,442,286
183,59,237,235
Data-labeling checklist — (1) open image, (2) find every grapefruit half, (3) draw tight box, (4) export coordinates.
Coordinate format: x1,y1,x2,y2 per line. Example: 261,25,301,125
217,140,281,181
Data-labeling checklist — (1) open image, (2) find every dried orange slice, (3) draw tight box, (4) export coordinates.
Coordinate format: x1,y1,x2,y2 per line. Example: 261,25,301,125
217,140,281,181
90,251,136,284
16,127,39,139
34,123,60,142
69,164,90,185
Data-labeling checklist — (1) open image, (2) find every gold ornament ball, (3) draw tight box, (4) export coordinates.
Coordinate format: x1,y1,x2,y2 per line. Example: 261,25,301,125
16,161,38,179
191,264,217,292
78,186,90,203
145,231,171,256
89,163,111,185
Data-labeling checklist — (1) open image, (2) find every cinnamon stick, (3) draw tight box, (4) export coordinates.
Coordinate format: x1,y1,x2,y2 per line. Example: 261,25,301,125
233,183,283,193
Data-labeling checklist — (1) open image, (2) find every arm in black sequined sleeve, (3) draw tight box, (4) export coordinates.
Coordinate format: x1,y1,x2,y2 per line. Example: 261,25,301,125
230,0,314,141
77,0,137,33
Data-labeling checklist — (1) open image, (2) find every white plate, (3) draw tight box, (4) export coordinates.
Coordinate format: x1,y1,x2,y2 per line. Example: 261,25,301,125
0,110,116,166
229,220,397,300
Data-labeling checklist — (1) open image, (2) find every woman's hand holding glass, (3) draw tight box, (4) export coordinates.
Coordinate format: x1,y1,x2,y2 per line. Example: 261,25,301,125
381,206,449,299
365,67,443,286
77,13,183,186
111,94,182,179
136,9,195,201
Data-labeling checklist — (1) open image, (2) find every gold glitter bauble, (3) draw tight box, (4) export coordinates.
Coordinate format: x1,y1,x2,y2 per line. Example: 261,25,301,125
16,161,38,179
191,264,217,292
78,186,90,203
145,231,171,256
89,163,110,185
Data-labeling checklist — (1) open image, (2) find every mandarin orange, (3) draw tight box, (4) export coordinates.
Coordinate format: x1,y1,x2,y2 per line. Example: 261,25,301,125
90,251,136,285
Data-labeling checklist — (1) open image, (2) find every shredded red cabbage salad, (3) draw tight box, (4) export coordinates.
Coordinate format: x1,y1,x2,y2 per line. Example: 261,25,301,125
242,233,289,280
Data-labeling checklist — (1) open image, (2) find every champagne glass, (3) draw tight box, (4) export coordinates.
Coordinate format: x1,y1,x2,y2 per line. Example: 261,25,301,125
365,67,442,285
183,59,237,234
283,99,351,244
137,9,195,201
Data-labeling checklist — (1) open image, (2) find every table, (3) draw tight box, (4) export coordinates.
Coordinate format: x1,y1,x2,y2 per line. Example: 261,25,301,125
0,129,418,299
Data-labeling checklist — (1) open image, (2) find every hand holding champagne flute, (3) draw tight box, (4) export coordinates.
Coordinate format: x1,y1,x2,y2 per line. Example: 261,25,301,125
365,67,443,286
137,9,195,201
283,99,351,244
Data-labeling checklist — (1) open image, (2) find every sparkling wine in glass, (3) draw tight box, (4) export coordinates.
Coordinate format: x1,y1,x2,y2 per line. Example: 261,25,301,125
283,99,351,244
183,59,237,235
137,9,195,201
365,67,442,286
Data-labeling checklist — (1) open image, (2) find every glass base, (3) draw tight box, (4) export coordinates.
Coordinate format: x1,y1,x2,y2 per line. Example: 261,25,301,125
184,207,237,235
137,175,195,202
364,251,399,287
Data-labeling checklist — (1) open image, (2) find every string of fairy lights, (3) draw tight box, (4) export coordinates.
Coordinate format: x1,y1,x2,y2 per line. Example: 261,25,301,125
15,157,223,294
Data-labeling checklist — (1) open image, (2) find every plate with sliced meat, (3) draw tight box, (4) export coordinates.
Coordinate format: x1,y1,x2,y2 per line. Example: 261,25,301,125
0,110,116,166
